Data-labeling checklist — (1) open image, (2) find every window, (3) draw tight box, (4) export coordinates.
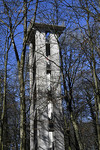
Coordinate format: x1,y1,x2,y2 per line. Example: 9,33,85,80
46,32,50,43
46,62,51,74
48,114,54,132
52,142,54,150
46,32,50,57
46,43,50,56
48,119,54,131
48,142,54,150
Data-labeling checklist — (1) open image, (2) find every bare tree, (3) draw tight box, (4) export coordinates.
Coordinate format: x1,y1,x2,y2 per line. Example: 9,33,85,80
0,0,38,149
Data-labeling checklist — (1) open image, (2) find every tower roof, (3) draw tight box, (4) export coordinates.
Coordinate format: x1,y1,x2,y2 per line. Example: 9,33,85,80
32,22,65,32
28,22,65,43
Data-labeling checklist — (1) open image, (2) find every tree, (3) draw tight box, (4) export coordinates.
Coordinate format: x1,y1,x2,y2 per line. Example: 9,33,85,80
60,0,100,149
0,0,99,149
0,0,38,149
0,30,11,150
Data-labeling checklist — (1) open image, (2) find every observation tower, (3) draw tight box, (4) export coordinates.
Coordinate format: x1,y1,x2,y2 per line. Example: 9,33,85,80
29,23,65,150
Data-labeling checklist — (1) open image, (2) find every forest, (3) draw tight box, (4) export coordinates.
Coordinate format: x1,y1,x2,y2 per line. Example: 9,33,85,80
0,0,100,150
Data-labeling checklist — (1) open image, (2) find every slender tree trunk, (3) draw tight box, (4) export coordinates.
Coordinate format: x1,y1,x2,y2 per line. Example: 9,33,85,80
19,0,27,149
92,58,100,150
74,129,80,150
70,113,83,150
87,97,98,148
69,89,83,150
0,42,9,150
87,13,100,149
19,69,26,150
10,19,27,150
64,116,72,150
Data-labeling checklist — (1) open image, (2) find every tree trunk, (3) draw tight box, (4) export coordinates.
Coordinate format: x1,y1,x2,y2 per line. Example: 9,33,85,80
70,113,83,150
92,60,100,150
19,0,27,149
19,69,26,150
87,14,100,149
0,44,9,150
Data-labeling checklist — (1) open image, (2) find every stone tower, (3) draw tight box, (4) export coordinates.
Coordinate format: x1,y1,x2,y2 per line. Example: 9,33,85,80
29,23,65,150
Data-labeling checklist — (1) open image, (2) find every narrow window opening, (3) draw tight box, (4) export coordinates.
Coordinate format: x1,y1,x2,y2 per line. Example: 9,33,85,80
46,32,50,57
46,43,50,56
52,142,54,150
46,32,50,43
48,142,54,150
48,113,54,132
46,61,51,74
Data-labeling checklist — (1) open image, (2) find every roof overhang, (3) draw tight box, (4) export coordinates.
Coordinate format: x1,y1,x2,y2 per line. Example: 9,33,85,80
33,22,65,32
28,22,65,43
